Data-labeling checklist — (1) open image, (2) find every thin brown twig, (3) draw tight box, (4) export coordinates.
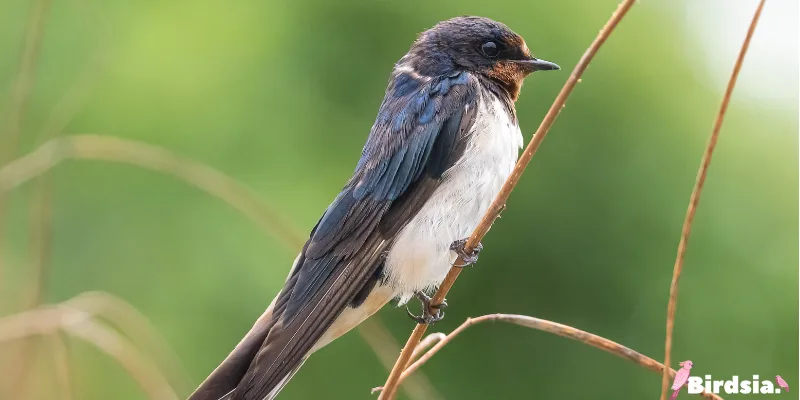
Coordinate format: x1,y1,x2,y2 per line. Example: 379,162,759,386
358,317,443,400
370,332,446,395
378,1,637,398
385,314,723,400
659,1,765,399
409,332,446,363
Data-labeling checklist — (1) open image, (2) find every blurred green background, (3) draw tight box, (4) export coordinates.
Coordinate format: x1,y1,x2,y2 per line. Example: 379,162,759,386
0,0,797,399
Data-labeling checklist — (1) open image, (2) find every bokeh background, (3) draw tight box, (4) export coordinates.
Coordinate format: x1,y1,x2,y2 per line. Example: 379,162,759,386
0,0,797,399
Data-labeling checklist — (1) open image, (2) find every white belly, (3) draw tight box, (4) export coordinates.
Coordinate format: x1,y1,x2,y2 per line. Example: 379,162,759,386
384,93,523,304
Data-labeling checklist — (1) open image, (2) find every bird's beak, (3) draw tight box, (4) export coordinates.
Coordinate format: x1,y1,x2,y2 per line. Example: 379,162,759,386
516,57,560,72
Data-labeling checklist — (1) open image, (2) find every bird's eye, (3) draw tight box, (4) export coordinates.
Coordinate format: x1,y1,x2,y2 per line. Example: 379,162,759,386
481,41,499,58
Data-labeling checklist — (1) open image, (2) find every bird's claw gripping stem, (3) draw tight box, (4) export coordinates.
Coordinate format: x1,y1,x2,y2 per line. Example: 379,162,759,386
450,238,483,267
406,291,447,325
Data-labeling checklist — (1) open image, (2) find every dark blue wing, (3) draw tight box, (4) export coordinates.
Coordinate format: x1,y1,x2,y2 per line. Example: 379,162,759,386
286,71,478,315
229,71,480,400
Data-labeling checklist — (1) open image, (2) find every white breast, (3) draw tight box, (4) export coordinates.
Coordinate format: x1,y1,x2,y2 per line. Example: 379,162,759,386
384,90,523,304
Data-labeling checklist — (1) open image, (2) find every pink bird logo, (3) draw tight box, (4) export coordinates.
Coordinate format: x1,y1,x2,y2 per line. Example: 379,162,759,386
669,360,693,400
776,375,789,392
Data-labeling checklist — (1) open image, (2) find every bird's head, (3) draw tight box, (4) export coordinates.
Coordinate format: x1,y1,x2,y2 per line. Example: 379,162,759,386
400,16,559,101
679,360,693,368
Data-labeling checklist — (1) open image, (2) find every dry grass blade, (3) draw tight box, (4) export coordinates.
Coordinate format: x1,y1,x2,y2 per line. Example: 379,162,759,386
36,0,111,143
15,156,55,398
359,318,443,400
377,1,637,398
659,1,766,399
10,173,54,398
65,291,195,395
69,317,179,400
0,305,79,343
45,333,73,400
0,0,51,304
2,0,50,144
25,175,54,307
0,304,179,400
0,134,306,249
0,134,434,399
3,1,53,396
391,314,723,400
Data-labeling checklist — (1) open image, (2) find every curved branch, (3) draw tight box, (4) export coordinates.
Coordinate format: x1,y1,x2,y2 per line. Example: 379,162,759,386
395,314,723,400
377,1,638,398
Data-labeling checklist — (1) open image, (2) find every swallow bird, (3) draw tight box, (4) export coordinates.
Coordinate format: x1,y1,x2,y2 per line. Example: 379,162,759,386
776,375,789,392
670,360,694,400
189,16,559,400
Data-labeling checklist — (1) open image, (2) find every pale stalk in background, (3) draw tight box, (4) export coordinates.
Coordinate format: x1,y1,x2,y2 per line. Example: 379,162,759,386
65,291,195,395
0,0,50,309
0,300,179,400
0,134,438,400
0,134,306,250
0,0,50,291
659,1,766,399
2,0,52,397
46,333,73,400
5,1,115,396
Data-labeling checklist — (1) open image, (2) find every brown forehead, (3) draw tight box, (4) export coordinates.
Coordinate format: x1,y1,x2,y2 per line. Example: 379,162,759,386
502,33,530,56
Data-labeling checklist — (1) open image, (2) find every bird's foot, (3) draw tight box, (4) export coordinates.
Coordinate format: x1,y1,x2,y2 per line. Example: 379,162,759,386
406,291,447,325
450,238,483,267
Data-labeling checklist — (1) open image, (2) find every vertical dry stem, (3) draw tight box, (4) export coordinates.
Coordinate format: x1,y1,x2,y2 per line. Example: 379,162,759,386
659,1,766,399
46,333,73,400
3,1,52,397
0,0,51,294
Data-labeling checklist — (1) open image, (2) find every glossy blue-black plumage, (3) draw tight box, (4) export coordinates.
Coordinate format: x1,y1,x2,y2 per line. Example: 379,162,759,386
285,70,478,320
